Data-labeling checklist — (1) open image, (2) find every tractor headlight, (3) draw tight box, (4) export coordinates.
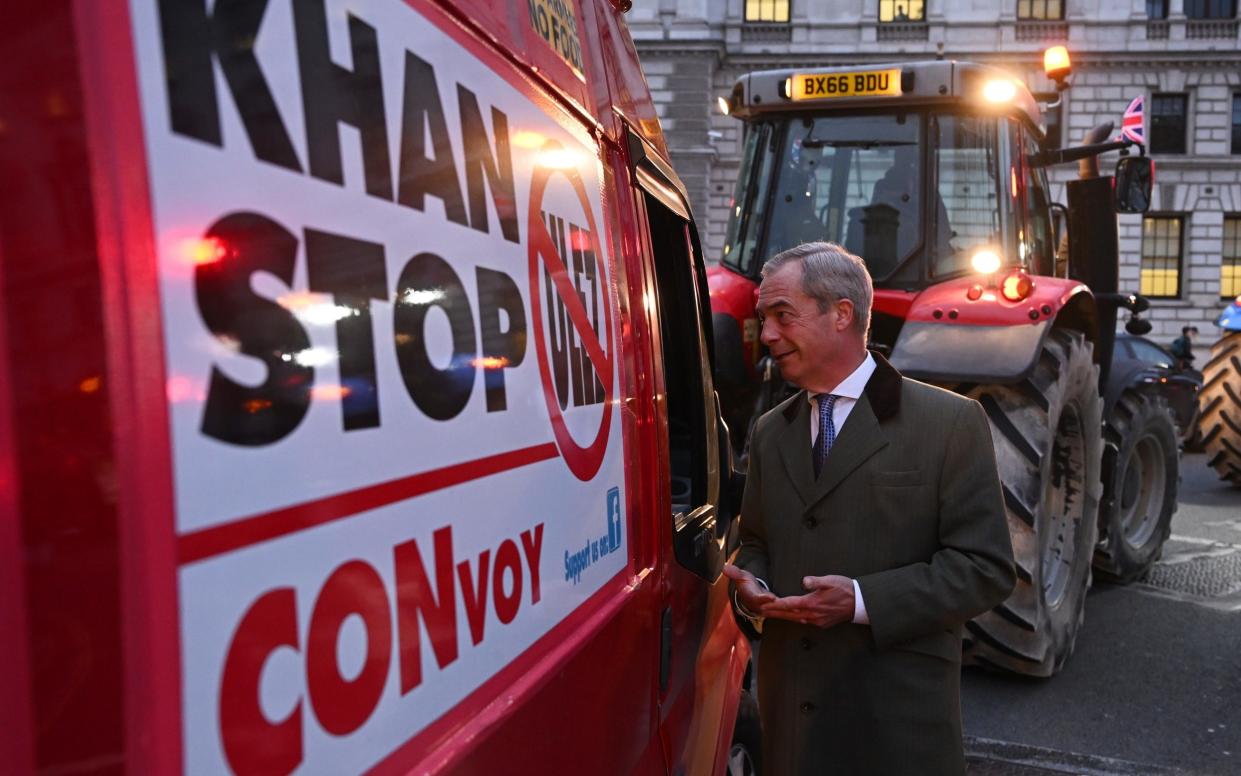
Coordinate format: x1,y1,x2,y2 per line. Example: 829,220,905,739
982,79,1017,104
970,249,1002,274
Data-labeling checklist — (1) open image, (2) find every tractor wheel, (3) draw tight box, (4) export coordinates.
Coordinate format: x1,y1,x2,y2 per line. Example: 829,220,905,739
1093,390,1179,583
1199,332,1241,487
961,329,1103,677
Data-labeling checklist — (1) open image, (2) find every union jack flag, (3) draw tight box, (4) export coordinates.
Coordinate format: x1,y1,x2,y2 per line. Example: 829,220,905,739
1121,95,1145,145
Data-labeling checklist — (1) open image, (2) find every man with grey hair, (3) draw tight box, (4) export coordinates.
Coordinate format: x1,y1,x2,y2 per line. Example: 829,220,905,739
723,242,1014,775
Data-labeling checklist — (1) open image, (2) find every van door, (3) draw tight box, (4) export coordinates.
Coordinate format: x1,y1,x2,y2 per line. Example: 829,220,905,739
634,172,742,773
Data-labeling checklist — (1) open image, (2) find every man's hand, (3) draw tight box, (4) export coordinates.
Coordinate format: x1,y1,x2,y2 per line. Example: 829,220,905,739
722,564,777,615
760,574,855,629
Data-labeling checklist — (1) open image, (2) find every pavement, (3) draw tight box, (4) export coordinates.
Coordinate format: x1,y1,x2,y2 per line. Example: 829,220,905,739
962,453,1241,776
966,737,1187,775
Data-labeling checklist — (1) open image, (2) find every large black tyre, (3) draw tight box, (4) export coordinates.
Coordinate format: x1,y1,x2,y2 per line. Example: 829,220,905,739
728,690,762,776
1094,390,1179,582
1199,332,1241,487
961,330,1103,677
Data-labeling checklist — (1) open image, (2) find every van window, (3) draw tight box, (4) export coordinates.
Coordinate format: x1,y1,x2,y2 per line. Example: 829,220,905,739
644,195,715,517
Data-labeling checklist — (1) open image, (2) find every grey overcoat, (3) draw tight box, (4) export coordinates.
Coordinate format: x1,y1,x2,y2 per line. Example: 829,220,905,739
735,353,1016,776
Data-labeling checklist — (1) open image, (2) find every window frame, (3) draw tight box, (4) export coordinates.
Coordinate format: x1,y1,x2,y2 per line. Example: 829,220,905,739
1140,214,1185,300
1016,0,1065,20
1149,92,1189,155
744,0,791,23
1231,93,1241,155
878,0,925,22
1223,215,1241,299
1184,0,1237,19
640,192,719,524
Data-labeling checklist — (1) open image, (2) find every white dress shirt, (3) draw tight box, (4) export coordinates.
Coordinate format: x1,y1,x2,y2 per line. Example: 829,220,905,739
809,353,875,624
739,353,876,626
808,352,876,446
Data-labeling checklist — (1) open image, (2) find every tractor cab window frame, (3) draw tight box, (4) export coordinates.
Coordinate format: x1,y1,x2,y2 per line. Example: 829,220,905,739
929,111,1018,279
1033,92,1063,149
1019,122,1056,277
721,122,776,278
757,108,928,284
727,108,1035,287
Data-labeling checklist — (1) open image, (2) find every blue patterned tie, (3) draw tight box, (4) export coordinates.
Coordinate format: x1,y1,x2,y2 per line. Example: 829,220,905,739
814,394,838,478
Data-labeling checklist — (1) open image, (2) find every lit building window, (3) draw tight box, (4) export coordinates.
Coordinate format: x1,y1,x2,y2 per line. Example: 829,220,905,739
1141,216,1184,299
1017,0,1065,20
879,0,924,21
1223,216,1241,299
745,0,790,22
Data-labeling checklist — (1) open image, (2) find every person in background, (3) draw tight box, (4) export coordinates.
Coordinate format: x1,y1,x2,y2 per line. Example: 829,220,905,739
1170,325,1199,370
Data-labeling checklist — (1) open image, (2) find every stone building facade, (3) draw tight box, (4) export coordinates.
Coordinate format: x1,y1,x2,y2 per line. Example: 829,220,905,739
628,0,1241,340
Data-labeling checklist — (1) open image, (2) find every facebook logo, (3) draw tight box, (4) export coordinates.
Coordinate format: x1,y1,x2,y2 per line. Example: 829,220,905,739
606,487,621,553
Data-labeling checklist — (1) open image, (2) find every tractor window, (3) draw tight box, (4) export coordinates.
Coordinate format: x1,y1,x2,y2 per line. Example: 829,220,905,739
1021,128,1056,276
722,123,775,276
764,113,922,279
931,114,1014,276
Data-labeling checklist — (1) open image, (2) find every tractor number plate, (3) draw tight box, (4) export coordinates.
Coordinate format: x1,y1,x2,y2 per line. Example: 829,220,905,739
790,69,902,100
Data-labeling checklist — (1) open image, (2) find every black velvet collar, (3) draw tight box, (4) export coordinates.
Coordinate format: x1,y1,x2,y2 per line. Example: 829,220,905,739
781,349,903,423
864,350,903,421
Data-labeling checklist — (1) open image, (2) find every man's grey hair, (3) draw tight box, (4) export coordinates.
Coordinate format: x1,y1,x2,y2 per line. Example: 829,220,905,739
762,242,873,337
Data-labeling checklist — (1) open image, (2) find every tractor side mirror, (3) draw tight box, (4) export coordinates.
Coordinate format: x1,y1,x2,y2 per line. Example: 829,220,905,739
1114,157,1153,214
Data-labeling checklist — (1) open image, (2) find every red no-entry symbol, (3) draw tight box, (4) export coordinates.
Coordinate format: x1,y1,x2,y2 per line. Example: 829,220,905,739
527,141,615,482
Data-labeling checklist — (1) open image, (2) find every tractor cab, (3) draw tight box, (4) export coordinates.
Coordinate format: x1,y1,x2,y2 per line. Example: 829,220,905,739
715,60,1060,355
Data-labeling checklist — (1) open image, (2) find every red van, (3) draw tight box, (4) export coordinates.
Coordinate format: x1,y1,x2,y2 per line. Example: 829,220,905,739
0,0,755,773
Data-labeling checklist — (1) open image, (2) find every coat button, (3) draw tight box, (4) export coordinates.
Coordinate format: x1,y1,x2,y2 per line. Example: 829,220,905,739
800,637,813,650
803,516,817,529
800,702,816,714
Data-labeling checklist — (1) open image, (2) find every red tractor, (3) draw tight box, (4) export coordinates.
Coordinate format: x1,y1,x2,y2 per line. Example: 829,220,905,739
710,50,1181,676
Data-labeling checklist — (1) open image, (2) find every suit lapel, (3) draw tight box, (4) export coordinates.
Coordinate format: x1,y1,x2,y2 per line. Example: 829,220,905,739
776,393,815,506
807,393,889,509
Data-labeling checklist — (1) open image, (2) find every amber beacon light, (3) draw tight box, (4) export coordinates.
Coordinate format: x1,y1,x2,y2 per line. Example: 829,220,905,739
1043,46,1072,86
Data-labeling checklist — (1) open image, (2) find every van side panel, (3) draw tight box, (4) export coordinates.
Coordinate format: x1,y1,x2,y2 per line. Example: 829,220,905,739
368,121,663,776
76,0,669,771
2,0,746,772
0,2,131,772
74,0,186,770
